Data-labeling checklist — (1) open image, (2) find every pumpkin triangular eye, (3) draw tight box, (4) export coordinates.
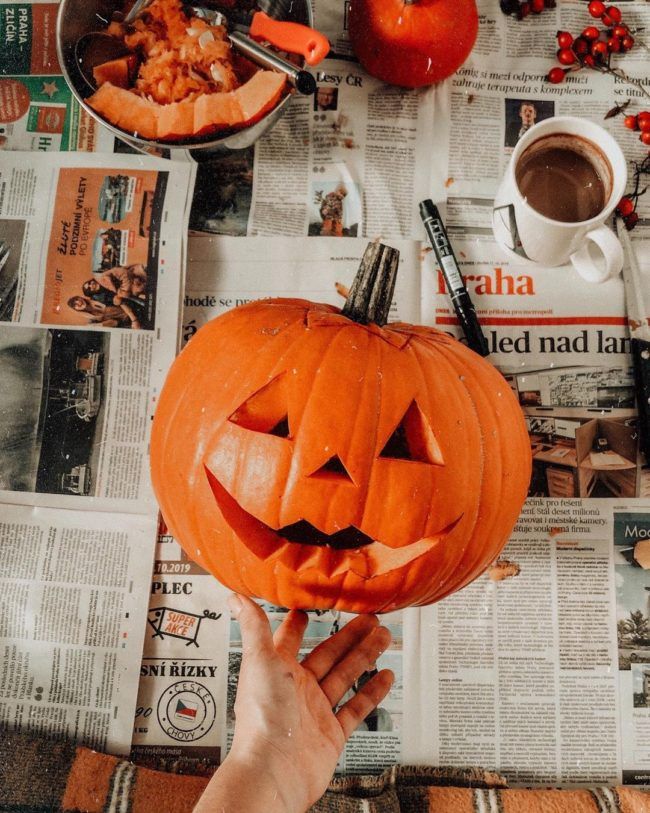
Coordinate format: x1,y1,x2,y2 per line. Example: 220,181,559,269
379,401,444,465
309,455,354,483
228,376,291,437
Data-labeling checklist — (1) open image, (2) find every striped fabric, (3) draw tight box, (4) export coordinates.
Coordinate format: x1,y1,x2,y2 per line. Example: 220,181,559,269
1,732,649,812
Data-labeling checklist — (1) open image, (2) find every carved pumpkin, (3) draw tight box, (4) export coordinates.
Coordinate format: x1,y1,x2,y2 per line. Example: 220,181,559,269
151,244,531,613
348,0,478,88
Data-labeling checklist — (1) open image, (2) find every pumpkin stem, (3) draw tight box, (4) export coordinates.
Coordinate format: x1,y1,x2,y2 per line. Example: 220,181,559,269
341,242,400,326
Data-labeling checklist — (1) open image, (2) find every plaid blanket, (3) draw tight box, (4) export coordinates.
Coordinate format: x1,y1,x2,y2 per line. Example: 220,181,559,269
1,732,649,813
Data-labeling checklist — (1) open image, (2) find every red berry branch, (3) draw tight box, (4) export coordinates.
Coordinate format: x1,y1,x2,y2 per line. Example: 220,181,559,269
545,2,649,98
500,0,555,20
615,155,649,230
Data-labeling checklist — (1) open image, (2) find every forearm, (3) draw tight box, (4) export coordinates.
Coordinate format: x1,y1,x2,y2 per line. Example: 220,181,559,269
192,749,306,813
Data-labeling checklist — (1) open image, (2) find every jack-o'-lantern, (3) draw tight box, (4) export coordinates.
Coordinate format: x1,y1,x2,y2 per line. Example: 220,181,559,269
151,244,531,613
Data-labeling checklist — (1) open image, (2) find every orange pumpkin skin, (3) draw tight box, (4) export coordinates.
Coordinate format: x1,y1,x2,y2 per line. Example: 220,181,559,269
348,0,478,88
150,299,531,614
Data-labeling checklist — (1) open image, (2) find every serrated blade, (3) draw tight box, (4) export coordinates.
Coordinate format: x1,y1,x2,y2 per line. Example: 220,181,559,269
616,215,650,342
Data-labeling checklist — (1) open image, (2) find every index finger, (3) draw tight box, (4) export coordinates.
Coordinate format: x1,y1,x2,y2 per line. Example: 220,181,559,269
301,614,379,682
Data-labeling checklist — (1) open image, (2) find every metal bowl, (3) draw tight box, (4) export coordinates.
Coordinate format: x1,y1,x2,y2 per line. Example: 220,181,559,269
56,0,309,158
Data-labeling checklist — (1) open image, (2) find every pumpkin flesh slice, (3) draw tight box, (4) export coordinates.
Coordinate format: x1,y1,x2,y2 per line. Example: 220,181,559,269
88,70,286,142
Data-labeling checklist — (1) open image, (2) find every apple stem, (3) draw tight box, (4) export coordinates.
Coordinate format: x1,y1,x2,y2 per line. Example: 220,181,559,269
341,241,400,326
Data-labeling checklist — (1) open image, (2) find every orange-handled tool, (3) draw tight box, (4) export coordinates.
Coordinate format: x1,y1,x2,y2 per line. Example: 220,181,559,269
249,11,330,66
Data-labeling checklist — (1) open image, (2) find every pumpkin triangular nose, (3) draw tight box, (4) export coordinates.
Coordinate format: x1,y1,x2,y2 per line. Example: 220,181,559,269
309,455,354,483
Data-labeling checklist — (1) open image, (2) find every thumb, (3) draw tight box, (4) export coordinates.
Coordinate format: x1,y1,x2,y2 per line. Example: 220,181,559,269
229,594,274,658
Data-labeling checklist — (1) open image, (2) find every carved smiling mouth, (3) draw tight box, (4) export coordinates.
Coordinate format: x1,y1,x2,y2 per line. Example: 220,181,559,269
205,467,460,579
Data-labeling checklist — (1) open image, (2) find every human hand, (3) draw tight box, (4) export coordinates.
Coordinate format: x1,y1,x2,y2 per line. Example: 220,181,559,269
194,595,393,813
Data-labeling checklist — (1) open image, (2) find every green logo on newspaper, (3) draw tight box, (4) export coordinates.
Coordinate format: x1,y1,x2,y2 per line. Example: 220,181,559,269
614,513,650,547
0,5,32,76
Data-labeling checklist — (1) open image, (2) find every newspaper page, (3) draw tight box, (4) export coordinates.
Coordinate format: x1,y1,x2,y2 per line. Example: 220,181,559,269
0,147,193,755
0,150,195,513
0,503,156,754
409,500,627,786
183,233,423,340
189,64,442,241
0,0,116,152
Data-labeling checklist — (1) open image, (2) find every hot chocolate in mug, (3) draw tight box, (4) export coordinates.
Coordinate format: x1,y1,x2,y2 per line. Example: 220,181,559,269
492,116,627,284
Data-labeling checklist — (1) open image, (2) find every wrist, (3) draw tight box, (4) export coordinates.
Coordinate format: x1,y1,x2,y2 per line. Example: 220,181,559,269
225,741,309,813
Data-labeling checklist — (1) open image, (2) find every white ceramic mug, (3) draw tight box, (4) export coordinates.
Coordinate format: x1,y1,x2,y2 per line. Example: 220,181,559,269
494,116,627,284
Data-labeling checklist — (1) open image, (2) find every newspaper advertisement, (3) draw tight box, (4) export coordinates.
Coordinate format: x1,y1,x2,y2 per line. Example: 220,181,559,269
614,508,650,784
132,518,230,775
0,503,157,754
0,0,116,152
0,150,195,512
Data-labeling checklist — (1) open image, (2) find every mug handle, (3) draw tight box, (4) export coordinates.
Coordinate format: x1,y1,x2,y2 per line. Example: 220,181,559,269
570,224,624,284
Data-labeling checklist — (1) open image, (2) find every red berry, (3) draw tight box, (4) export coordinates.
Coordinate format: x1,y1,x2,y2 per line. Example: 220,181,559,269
638,112,650,127
557,48,576,65
624,212,639,230
601,12,614,26
518,1,530,17
582,26,600,40
588,0,605,17
641,131,650,146
573,36,589,55
557,30,573,48
607,36,620,52
621,35,634,50
591,40,609,59
624,114,639,130
639,118,650,133
612,25,628,38
584,54,596,67
531,0,544,12
616,197,634,216
607,6,622,22
547,67,566,84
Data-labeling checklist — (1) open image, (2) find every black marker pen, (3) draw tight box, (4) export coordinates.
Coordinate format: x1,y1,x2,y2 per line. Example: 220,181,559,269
419,199,490,357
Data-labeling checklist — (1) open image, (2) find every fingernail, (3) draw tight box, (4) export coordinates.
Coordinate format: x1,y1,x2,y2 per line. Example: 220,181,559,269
228,594,243,619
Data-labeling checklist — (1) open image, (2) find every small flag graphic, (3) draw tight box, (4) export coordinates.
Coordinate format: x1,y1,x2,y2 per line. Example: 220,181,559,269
175,699,198,721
